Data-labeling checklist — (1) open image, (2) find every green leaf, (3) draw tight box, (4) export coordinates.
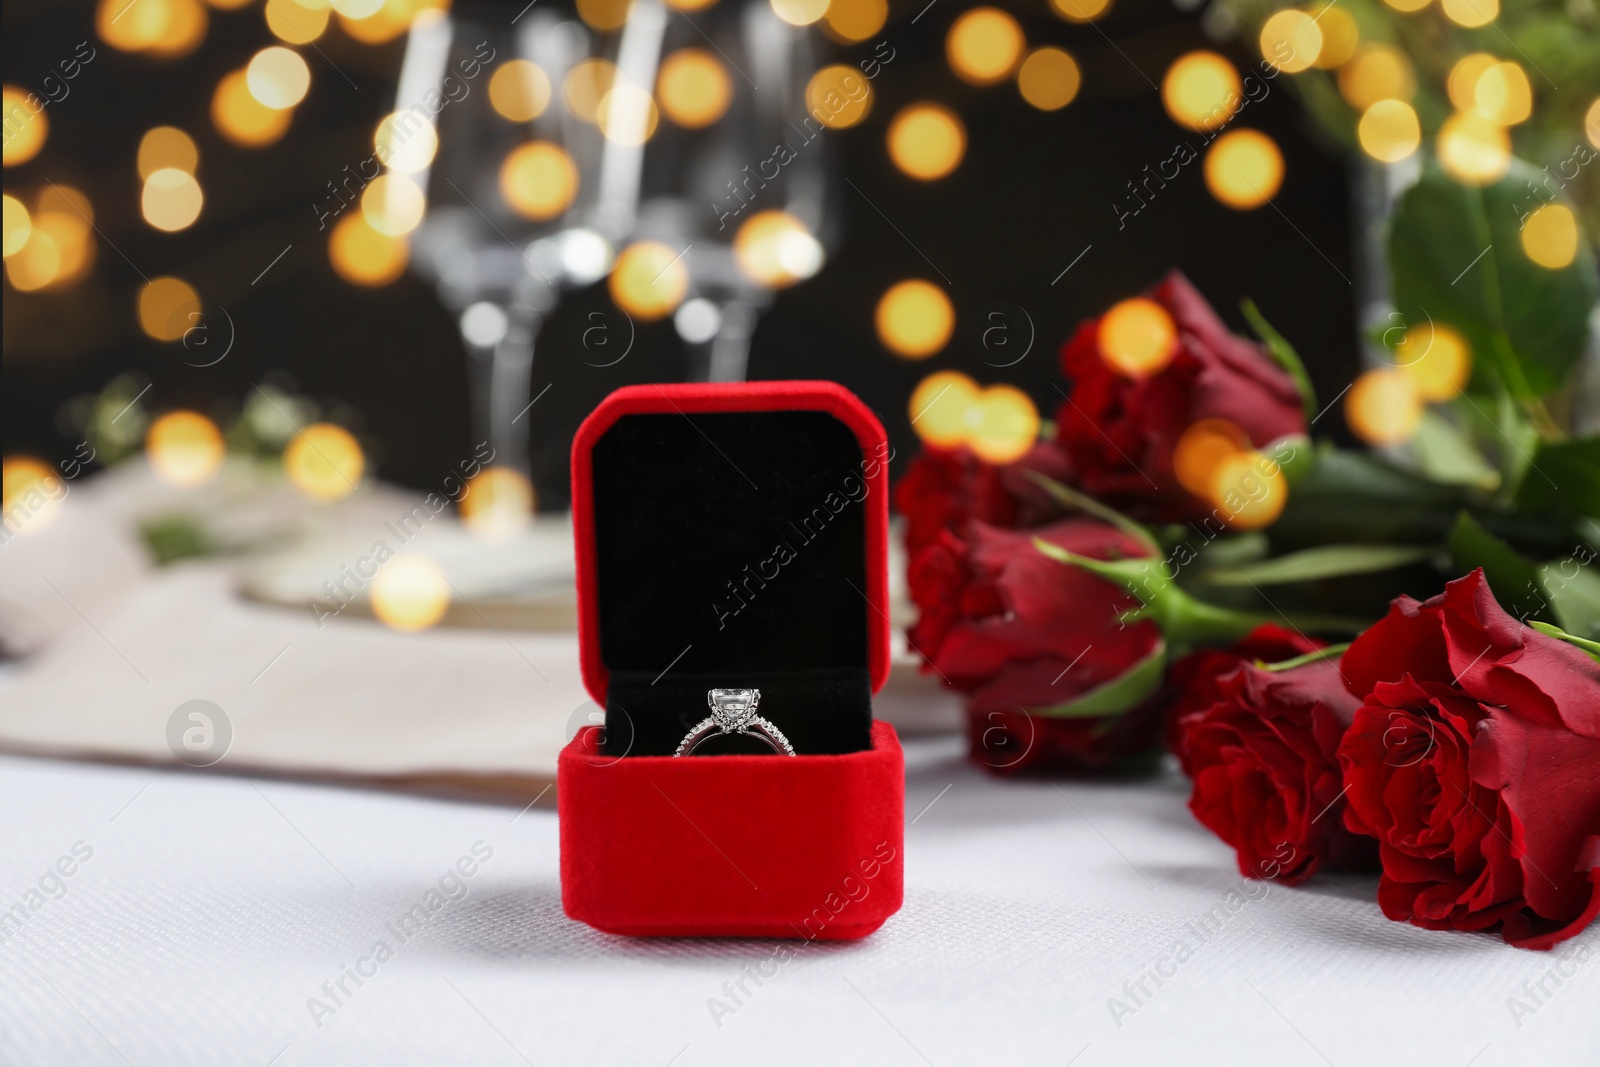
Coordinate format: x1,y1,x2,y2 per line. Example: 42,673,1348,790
1197,543,1436,587
1031,642,1166,718
1242,299,1316,423
1259,644,1351,672
1513,437,1600,521
1411,409,1501,491
1448,512,1546,621
1539,559,1600,641
1022,471,1159,553
1388,161,1599,398
1529,621,1600,662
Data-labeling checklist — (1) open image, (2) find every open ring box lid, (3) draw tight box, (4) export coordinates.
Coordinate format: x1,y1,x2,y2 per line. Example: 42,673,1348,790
559,381,905,939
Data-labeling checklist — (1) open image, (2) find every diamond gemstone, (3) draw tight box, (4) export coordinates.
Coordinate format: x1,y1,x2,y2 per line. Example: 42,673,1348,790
708,688,759,730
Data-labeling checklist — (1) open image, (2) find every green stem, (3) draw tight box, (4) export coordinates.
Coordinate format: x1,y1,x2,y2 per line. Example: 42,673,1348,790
1258,643,1353,672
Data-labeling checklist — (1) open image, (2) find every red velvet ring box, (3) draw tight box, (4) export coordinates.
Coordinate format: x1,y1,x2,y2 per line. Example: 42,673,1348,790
559,381,905,939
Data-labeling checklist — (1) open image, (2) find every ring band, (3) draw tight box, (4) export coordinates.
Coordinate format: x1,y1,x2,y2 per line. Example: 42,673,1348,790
675,689,796,757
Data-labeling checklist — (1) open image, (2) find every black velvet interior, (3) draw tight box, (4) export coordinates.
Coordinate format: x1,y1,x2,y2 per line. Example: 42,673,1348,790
591,410,874,756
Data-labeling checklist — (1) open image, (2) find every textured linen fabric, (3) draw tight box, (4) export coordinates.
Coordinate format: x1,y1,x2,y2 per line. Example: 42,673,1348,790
3,741,1596,1067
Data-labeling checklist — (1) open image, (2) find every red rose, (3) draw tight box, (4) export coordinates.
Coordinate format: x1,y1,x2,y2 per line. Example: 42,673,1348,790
1337,569,1600,949
906,517,1161,773
1056,271,1305,520
1165,624,1325,771
1183,660,1375,885
895,439,1075,561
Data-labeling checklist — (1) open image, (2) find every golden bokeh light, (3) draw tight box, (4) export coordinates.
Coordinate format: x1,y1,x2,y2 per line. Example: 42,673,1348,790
370,555,450,632
328,213,409,286
247,46,311,110
459,466,536,538
1437,111,1510,186
2,456,65,535
138,126,199,179
97,0,208,56
1357,99,1420,163
563,59,617,124
339,0,436,46
1162,52,1241,132
213,69,294,147
1099,297,1178,378
206,0,259,9
32,209,94,286
1204,128,1283,210
284,423,365,502
1017,47,1081,111
1174,419,1249,499
887,103,966,181
733,211,823,289
576,0,631,31
149,0,208,55
608,241,689,321
596,84,660,146
1212,451,1287,531
1446,53,1496,112
806,65,873,130
1337,45,1414,111
1442,0,1496,27
875,280,954,359
1395,322,1471,401
141,168,204,232
822,0,886,43
1521,204,1578,270
147,411,225,487
1050,0,1112,22
1474,61,1531,126
498,141,579,221
667,0,717,9
1588,98,1600,150
360,173,426,236
138,276,201,341
2,87,47,166
2,195,30,257
770,0,828,26
374,111,438,173
1346,368,1422,446
967,386,1040,465
946,7,1025,87
1308,3,1359,69
1259,9,1321,74
266,0,330,44
1381,0,1431,10
4,227,59,291
331,0,384,17
909,370,980,448
658,50,731,129
489,60,551,123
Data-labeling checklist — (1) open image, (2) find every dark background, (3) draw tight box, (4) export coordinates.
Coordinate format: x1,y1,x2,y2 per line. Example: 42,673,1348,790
3,0,1360,506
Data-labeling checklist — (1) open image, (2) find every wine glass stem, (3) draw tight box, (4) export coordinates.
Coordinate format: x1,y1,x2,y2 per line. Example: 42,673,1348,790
463,304,540,477
688,299,758,383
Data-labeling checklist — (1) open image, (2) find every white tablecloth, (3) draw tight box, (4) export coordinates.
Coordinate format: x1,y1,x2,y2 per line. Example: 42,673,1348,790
3,742,1595,1067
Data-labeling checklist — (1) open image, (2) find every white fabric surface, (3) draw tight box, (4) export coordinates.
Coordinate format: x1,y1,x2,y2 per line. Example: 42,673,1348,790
3,743,1595,1067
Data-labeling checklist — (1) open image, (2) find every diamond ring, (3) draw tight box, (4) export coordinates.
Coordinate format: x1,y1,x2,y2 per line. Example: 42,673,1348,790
674,689,796,757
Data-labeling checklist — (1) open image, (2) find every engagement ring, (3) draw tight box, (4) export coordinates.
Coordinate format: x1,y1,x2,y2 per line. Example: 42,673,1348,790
674,689,796,757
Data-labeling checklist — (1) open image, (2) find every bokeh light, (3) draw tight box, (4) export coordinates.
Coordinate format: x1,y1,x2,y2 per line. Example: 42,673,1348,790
576,0,632,32
489,60,551,123
875,280,954,359
499,141,578,221
31,207,94,287
1162,52,1241,132
340,0,436,46
1017,47,1081,111
213,69,293,147
138,126,199,179
770,0,828,27
1588,98,1600,150
658,49,731,129
1357,99,1420,163
141,168,204,232
1382,0,1431,11
1050,0,1111,22
2,87,47,166
732,211,823,289
1442,0,1497,28
596,84,660,146
97,0,208,56
138,277,201,341
1437,112,1510,186
1098,297,1177,378
1337,45,1414,111
284,423,365,501
946,7,1025,87
361,173,426,236
1395,322,1471,401
1308,3,1359,69
967,386,1040,465
1521,204,1578,270
1446,53,1496,112
247,46,311,110
609,241,688,321
563,59,618,124
2,195,30,257
328,213,409,286
146,411,225,487
1345,369,1422,446
909,371,980,447
2,456,65,535
374,111,438,173
1204,129,1283,210
806,65,873,130
887,104,966,181
1212,451,1287,531
1259,9,1320,74
822,0,886,43
459,467,536,538
1474,61,1531,126
370,555,450,632
266,0,330,44
331,0,385,17
1174,418,1249,498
